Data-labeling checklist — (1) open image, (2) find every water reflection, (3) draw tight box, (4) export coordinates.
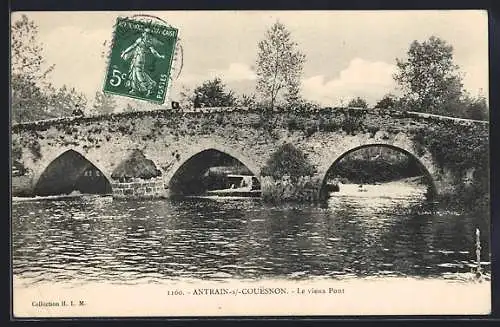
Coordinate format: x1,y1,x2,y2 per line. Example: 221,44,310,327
12,182,490,285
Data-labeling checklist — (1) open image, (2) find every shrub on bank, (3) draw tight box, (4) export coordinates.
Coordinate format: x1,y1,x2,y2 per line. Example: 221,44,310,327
261,175,322,203
261,143,315,183
411,123,489,210
261,143,319,202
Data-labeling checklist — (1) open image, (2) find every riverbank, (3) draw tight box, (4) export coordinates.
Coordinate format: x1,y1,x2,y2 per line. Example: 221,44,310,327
329,176,428,199
13,275,490,317
12,192,112,202
261,175,322,203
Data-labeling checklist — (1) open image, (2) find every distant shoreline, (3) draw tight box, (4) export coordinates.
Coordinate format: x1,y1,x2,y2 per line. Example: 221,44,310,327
329,175,426,187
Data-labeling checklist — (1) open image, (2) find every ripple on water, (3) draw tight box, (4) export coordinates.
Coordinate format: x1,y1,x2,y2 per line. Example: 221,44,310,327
11,190,490,283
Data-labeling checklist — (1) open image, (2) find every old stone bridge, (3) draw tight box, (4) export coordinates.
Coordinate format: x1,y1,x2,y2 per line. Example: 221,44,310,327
11,106,488,199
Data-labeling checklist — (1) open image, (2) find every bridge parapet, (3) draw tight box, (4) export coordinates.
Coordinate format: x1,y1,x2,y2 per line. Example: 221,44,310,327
11,106,489,202
12,106,488,133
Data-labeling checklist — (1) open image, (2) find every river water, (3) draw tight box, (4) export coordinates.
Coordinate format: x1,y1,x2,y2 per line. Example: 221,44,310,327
12,182,490,285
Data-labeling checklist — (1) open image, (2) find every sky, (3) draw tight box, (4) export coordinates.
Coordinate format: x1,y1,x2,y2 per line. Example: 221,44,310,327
11,10,489,109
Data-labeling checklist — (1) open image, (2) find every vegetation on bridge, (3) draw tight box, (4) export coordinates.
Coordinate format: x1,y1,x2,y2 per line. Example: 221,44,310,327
412,123,489,210
111,149,162,182
277,108,489,208
12,104,488,207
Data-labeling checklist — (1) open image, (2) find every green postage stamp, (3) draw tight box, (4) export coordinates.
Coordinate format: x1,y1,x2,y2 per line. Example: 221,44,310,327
103,17,178,104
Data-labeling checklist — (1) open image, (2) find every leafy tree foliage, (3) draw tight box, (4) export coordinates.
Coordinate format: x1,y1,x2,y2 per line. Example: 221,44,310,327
394,36,464,115
238,93,257,107
393,36,489,120
462,93,489,121
46,85,88,117
412,123,489,209
11,74,49,122
374,94,397,109
256,21,306,109
178,85,194,109
11,14,54,123
11,14,54,83
192,78,237,108
11,14,88,122
261,143,315,182
347,97,368,108
93,91,116,115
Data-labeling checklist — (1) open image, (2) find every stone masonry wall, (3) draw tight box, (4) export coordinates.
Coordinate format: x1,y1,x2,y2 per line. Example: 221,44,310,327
11,107,489,198
111,176,165,199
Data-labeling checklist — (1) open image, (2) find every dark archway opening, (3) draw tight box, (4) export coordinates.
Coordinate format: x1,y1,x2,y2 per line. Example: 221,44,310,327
321,145,435,200
34,150,112,196
169,149,260,196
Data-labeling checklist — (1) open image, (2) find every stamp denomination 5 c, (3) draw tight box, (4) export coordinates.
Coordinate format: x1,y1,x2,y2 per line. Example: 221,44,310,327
103,17,178,104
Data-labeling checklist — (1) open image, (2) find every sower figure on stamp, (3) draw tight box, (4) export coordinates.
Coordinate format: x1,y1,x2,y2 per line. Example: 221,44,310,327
120,28,165,96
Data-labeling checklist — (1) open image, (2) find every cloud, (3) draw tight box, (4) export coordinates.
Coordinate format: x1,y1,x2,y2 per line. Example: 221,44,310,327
174,59,398,106
178,62,256,85
209,63,257,82
301,58,397,106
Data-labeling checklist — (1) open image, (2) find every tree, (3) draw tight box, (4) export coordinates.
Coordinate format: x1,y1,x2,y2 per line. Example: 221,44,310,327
11,14,90,122
347,97,368,108
261,143,315,182
178,85,194,110
374,94,397,109
11,14,55,123
238,93,257,107
256,21,306,110
11,14,54,83
46,85,88,117
192,78,236,108
11,74,50,122
463,93,489,121
93,91,116,115
394,36,463,115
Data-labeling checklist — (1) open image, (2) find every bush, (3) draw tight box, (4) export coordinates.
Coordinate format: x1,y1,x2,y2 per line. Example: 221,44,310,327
305,123,317,137
261,143,315,183
319,118,341,132
412,123,489,209
341,116,363,135
25,137,42,161
286,116,303,130
261,175,322,203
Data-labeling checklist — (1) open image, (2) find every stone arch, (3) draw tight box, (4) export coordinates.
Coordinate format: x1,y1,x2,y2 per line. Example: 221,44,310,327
317,143,438,198
163,144,261,195
33,149,112,196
